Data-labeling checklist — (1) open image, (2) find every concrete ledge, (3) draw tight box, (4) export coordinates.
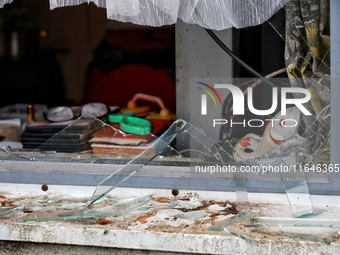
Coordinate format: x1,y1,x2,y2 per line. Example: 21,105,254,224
1,220,340,255
1,187,340,254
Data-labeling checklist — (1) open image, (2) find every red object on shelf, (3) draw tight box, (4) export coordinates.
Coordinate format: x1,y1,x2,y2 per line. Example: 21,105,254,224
84,65,176,112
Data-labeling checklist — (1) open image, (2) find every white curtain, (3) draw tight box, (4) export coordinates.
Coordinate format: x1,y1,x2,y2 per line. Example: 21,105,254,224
0,0,288,30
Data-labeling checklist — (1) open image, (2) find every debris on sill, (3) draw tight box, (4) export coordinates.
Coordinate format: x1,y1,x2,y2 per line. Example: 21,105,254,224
0,192,339,245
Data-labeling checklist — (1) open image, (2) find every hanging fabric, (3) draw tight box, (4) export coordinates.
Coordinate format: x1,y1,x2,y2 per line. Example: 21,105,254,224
0,0,288,30
284,0,330,163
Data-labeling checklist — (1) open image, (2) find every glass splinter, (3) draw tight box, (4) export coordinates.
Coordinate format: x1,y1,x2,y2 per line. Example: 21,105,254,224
278,232,333,244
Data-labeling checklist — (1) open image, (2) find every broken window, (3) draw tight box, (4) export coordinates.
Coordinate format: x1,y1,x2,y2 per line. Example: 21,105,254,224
0,0,339,246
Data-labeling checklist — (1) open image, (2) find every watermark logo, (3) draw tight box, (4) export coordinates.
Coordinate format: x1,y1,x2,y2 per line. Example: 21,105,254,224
196,82,222,115
198,83,312,116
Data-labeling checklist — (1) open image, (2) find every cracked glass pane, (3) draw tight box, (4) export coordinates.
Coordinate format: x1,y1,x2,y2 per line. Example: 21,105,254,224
264,1,331,218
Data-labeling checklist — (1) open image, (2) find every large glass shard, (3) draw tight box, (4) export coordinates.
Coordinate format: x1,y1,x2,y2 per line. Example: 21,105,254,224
170,200,202,210
264,155,315,218
12,195,151,222
176,210,208,221
86,119,189,207
0,207,17,216
87,119,239,206
233,175,250,215
233,173,252,226
244,154,315,218
250,217,340,228
278,232,333,244
281,179,314,218
16,208,103,222
208,211,250,231
22,202,87,212
255,225,336,244
137,201,153,211
224,226,256,243
86,195,152,218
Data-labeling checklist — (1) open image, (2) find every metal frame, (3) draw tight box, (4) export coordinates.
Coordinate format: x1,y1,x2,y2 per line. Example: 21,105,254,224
1,160,340,195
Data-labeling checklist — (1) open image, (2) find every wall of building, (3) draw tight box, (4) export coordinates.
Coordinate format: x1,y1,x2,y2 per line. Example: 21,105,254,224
175,21,233,141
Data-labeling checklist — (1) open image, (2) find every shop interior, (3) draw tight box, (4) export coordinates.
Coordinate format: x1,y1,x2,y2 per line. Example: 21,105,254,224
0,0,294,158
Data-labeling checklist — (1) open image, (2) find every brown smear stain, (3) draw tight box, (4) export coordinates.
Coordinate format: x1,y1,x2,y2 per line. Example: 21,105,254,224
178,200,239,215
0,195,16,207
209,213,219,223
153,197,169,203
96,218,113,225
146,224,192,234
137,210,157,224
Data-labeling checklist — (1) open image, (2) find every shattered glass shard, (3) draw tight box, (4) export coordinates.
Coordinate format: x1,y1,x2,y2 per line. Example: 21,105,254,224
278,232,333,244
255,225,336,244
224,226,256,243
170,200,202,210
86,119,236,207
24,203,87,212
15,208,103,222
14,195,153,222
176,210,209,221
0,207,17,216
86,119,189,207
86,195,153,218
208,211,250,231
281,178,314,218
251,217,340,228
